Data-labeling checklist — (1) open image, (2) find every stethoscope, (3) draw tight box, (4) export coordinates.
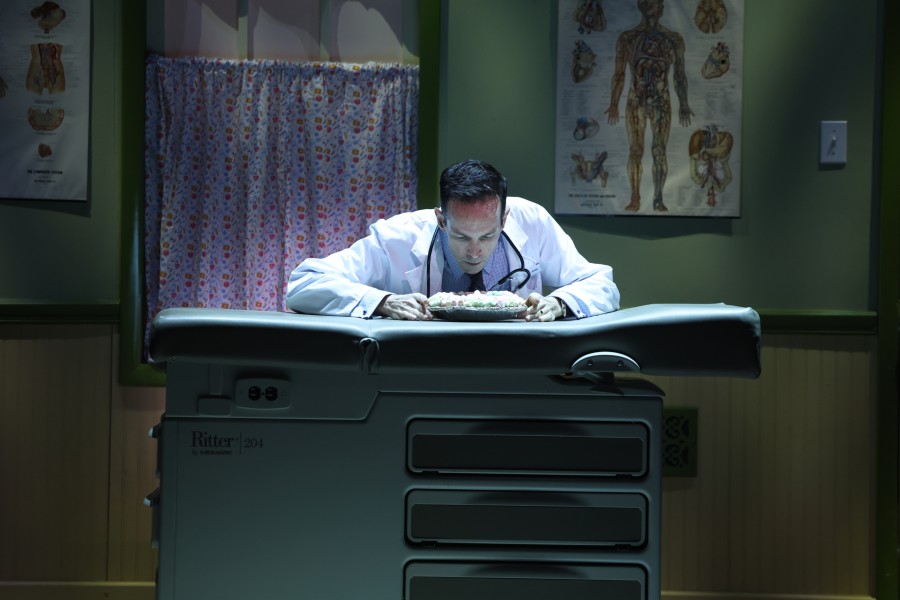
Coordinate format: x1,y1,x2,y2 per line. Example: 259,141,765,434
425,228,532,297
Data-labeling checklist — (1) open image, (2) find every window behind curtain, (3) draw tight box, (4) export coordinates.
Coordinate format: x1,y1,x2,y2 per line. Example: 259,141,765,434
143,55,418,353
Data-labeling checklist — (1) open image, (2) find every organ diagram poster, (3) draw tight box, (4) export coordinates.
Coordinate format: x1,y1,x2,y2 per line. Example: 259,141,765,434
555,0,743,217
0,1,91,201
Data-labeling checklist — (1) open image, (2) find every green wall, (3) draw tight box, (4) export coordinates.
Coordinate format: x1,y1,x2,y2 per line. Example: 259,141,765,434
438,0,882,312
0,0,883,316
0,0,122,306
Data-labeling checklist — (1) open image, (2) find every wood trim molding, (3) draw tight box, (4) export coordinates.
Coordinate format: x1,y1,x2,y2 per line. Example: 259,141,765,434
0,582,154,600
756,309,877,335
662,593,873,600
0,303,118,324
0,583,873,600
0,304,878,334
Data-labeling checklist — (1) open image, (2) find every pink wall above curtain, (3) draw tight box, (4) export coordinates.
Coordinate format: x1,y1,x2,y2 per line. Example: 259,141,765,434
144,55,419,352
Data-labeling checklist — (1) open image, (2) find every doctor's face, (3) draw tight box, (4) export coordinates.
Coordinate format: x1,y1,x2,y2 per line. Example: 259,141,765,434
435,196,509,275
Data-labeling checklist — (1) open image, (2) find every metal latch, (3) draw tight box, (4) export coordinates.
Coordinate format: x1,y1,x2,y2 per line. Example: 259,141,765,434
570,351,640,375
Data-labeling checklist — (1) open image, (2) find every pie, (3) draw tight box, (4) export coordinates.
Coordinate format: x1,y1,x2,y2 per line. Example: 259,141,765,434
427,290,526,310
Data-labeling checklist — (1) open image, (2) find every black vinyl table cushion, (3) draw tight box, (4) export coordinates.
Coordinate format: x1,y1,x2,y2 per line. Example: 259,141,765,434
149,303,761,378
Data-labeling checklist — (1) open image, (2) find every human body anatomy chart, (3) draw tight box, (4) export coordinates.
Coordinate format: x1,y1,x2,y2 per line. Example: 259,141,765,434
0,1,90,201
555,0,743,217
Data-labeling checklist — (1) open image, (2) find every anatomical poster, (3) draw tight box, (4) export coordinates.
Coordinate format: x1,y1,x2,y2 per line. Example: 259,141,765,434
0,0,91,201
555,0,743,217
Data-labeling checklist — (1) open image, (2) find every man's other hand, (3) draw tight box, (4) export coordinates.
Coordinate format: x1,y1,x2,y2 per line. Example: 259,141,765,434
376,293,432,320
523,293,566,322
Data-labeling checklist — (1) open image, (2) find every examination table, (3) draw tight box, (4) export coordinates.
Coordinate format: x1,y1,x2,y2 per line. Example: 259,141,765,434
146,303,761,600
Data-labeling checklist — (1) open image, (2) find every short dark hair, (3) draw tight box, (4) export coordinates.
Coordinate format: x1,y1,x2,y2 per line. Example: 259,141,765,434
439,159,508,215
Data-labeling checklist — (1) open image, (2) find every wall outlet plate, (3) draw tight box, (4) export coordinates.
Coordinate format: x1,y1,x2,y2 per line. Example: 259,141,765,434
662,406,698,477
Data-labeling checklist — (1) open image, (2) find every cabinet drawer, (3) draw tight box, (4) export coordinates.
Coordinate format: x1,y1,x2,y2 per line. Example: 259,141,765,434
406,489,646,547
405,562,645,600
408,419,647,477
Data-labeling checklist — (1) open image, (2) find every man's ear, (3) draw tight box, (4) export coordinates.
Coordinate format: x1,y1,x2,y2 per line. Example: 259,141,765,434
500,206,510,228
434,207,446,230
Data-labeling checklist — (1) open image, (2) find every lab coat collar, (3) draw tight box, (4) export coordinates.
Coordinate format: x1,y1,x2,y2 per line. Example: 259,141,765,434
504,212,540,296
406,220,441,294
502,212,528,252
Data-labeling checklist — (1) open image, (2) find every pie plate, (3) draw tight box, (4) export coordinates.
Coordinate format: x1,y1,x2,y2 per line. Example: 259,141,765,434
428,306,525,321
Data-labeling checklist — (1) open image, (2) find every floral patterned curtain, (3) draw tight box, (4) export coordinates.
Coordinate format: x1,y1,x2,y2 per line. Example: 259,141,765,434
144,55,418,348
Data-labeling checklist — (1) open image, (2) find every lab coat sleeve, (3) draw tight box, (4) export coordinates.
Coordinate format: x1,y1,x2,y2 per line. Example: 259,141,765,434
284,213,428,317
285,241,389,318
285,224,393,317
524,201,620,318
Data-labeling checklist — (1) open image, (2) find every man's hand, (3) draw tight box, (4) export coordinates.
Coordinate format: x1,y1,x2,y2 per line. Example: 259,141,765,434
376,293,432,320
523,293,566,322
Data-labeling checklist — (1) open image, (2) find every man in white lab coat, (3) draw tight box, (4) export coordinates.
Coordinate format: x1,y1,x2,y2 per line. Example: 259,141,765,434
285,160,620,321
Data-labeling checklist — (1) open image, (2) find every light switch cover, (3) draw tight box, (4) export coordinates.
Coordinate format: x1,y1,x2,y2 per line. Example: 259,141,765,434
820,120,848,165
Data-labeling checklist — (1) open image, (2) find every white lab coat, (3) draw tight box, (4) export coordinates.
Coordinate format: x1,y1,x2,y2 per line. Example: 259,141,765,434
285,196,620,318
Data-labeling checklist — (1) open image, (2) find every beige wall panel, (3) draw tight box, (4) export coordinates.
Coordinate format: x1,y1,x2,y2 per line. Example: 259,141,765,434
654,334,875,598
0,325,113,581
107,329,165,582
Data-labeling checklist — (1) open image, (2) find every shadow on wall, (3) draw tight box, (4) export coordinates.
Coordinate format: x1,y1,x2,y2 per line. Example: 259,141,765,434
162,0,417,62
557,212,734,241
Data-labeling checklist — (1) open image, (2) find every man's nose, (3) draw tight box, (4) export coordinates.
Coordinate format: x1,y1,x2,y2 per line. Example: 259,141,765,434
466,242,482,258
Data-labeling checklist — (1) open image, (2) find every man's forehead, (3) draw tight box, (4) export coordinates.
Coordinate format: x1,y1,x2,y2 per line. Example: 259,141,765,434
446,221,502,238
445,196,501,220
